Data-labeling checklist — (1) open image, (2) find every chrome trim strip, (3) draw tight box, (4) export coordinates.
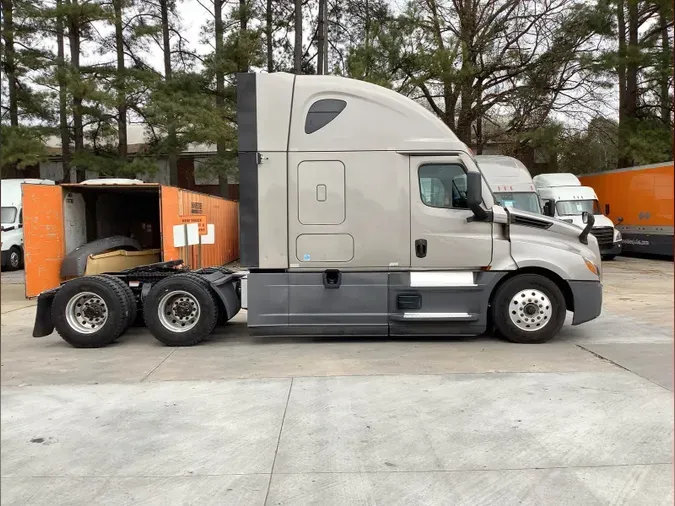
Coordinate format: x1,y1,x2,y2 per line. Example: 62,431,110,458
403,312,473,319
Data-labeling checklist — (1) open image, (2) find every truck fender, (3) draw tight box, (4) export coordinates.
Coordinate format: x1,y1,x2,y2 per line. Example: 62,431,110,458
195,270,242,321
210,281,241,321
33,289,57,337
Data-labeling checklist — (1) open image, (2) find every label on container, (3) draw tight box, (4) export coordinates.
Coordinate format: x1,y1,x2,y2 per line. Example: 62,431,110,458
179,214,207,235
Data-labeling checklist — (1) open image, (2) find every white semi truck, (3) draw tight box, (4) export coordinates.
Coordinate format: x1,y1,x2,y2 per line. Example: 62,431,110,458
474,155,541,214
32,72,603,347
534,173,622,260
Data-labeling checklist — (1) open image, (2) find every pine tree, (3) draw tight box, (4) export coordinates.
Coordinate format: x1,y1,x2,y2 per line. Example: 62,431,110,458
1,0,54,173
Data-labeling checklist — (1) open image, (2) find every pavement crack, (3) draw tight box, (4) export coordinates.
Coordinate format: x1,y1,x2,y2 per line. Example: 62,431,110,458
264,377,294,506
140,348,177,382
575,344,671,391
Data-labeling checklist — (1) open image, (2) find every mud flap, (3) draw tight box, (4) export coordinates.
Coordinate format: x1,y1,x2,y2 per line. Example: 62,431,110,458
32,290,56,337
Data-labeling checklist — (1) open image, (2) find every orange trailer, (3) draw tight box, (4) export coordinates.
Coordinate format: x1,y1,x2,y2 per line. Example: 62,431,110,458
22,181,239,298
578,162,673,257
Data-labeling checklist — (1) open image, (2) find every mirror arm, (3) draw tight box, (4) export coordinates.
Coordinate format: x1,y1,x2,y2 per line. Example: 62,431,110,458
466,208,493,223
579,212,595,244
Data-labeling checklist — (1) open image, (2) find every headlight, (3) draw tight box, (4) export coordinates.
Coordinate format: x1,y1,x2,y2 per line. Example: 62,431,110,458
614,229,622,242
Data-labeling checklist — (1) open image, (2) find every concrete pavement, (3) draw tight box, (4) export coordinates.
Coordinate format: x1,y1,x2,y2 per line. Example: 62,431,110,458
1,258,673,505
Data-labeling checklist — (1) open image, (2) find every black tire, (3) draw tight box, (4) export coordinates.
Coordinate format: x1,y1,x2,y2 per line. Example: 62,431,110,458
98,274,138,333
143,273,219,346
491,274,566,344
602,254,616,261
6,246,22,271
51,275,131,348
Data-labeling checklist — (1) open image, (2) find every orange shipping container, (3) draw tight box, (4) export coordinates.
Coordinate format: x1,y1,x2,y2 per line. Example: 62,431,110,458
22,182,239,298
578,162,673,257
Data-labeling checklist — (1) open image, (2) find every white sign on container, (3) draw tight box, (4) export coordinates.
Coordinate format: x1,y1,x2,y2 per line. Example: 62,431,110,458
201,224,215,244
173,224,187,247
186,222,200,245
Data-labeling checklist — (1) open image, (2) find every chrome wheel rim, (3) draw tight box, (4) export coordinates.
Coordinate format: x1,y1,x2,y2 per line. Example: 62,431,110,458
9,251,19,268
509,288,552,332
157,290,200,333
65,292,109,334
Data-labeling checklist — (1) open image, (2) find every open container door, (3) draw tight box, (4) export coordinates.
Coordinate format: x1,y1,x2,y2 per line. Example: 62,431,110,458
22,184,65,298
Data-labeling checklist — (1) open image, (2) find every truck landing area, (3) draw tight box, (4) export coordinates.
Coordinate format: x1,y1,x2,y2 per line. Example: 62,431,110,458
2,257,673,505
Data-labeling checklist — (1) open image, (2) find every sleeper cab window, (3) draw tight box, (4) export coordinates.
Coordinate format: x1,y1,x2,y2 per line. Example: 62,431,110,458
418,164,468,209
305,99,347,134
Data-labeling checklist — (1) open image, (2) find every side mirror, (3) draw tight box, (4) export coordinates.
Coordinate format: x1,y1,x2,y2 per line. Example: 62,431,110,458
579,211,595,244
542,200,555,217
466,172,488,221
617,216,624,224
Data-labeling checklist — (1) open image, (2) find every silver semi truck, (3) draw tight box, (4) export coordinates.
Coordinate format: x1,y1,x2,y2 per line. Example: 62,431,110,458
32,72,603,347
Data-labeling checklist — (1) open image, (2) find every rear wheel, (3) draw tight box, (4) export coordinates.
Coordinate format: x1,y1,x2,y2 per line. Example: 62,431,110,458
52,275,131,348
143,274,219,346
491,274,566,344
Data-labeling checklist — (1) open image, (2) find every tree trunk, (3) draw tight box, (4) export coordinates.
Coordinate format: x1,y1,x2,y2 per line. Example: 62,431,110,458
616,0,629,168
265,0,273,72
1,0,18,128
56,0,71,181
67,0,85,182
215,0,227,196
659,9,671,126
239,0,247,33
160,0,178,186
293,0,302,73
114,0,127,162
317,0,325,75
625,0,638,120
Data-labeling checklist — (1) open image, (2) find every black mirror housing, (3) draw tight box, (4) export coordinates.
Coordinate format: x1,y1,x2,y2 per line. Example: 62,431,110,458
579,212,595,244
466,171,488,221
542,200,555,217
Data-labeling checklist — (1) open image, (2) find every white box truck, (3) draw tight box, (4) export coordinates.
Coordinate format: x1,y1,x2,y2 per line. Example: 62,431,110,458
534,173,622,260
474,155,541,214
32,73,603,347
1,178,55,270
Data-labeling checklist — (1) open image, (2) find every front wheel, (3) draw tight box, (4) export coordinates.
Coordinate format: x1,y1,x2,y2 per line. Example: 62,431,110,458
6,246,23,271
602,254,616,261
143,274,219,346
491,274,567,344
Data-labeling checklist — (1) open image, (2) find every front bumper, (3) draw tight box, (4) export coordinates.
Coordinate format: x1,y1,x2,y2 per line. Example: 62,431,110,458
600,242,622,256
1,250,8,266
569,280,602,326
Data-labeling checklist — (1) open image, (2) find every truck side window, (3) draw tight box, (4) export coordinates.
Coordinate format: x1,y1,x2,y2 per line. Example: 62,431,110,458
419,164,468,209
305,99,347,134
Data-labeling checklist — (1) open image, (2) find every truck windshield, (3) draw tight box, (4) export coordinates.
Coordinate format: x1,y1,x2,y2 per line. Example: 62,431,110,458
493,192,541,214
1,206,17,224
556,200,601,216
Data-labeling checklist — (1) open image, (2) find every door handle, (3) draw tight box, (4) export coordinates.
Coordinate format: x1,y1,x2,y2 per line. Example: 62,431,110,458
415,239,427,258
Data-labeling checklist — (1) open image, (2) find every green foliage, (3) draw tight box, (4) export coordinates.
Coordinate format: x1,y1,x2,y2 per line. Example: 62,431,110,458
0,125,52,168
558,117,620,174
621,117,673,166
2,0,672,180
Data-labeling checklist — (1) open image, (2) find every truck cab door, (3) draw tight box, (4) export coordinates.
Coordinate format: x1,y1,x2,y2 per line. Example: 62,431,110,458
410,156,492,269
